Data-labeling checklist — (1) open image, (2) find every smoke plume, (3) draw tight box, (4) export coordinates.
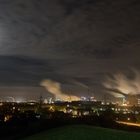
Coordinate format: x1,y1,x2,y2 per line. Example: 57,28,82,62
40,79,80,101
103,70,140,98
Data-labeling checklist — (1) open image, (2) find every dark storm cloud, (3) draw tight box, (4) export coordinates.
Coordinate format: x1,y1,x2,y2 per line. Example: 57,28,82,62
58,0,96,15
0,56,51,86
0,0,139,58
0,0,139,99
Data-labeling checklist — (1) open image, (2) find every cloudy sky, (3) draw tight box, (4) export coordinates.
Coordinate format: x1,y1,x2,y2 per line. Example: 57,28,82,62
0,0,139,100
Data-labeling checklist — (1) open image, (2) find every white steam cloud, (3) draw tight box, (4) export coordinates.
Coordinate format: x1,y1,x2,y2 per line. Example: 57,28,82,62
40,79,80,101
103,70,140,98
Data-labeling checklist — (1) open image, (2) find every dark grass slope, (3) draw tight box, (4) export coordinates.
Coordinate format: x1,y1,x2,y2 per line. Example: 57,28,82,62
23,125,140,140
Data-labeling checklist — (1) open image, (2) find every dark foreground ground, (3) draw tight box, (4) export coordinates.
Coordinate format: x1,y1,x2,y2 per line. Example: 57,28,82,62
22,125,140,140
2,116,140,140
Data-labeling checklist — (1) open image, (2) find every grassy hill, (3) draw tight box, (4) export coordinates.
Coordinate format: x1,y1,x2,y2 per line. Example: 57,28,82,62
23,125,140,140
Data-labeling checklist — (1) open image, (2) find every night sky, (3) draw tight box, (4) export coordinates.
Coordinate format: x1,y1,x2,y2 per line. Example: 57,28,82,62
0,0,140,100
